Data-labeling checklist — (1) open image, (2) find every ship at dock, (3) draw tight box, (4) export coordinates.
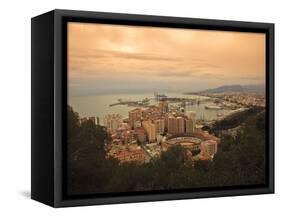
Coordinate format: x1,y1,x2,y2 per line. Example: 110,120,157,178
110,97,150,107
204,105,222,110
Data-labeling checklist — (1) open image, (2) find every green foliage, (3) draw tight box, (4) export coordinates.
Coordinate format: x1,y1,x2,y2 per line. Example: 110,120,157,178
256,112,266,134
191,149,201,156
212,107,263,131
67,106,266,195
211,110,266,186
67,106,114,194
161,145,186,169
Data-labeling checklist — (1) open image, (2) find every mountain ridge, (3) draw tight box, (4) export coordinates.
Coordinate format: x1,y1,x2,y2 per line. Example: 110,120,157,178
186,84,265,94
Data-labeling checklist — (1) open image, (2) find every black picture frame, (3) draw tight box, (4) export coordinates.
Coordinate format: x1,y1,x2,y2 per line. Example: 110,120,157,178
31,9,274,207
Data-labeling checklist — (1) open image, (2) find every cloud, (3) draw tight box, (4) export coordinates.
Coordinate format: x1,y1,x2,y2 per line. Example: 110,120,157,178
67,22,266,94
70,49,180,62
158,70,201,77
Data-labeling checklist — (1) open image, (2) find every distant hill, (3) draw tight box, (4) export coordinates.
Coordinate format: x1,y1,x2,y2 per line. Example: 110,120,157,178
192,84,265,94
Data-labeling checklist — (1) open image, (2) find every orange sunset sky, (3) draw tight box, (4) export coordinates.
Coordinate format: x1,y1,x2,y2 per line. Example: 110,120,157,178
67,22,265,96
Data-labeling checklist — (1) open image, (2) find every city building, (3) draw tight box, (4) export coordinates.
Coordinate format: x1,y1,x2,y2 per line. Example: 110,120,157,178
118,122,131,131
142,120,157,142
129,108,142,128
107,145,146,164
167,115,186,135
104,114,123,133
121,130,136,145
200,140,218,160
89,116,100,125
177,117,185,134
186,111,196,126
185,118,194,133
134,127,147,143
164,114,169,130
118,148,145,163
158,101,169,113
155,119,165,135
167,115,178,134
134,120,142,128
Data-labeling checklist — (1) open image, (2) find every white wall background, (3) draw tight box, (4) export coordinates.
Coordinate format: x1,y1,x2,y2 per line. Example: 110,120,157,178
0,0,279,215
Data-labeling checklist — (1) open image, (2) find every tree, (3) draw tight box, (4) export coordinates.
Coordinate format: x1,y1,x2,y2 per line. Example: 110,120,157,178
67,105,266,194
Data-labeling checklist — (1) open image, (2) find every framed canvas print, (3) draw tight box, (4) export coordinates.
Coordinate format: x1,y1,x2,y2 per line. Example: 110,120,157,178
31,9,274,207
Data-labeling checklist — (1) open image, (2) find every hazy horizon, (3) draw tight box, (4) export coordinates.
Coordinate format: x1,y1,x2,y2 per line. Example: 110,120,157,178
67,22,266,96
68,83,265,97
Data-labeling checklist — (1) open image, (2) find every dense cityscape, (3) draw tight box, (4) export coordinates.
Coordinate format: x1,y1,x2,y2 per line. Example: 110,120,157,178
77,91,265,166
67,23,266,194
